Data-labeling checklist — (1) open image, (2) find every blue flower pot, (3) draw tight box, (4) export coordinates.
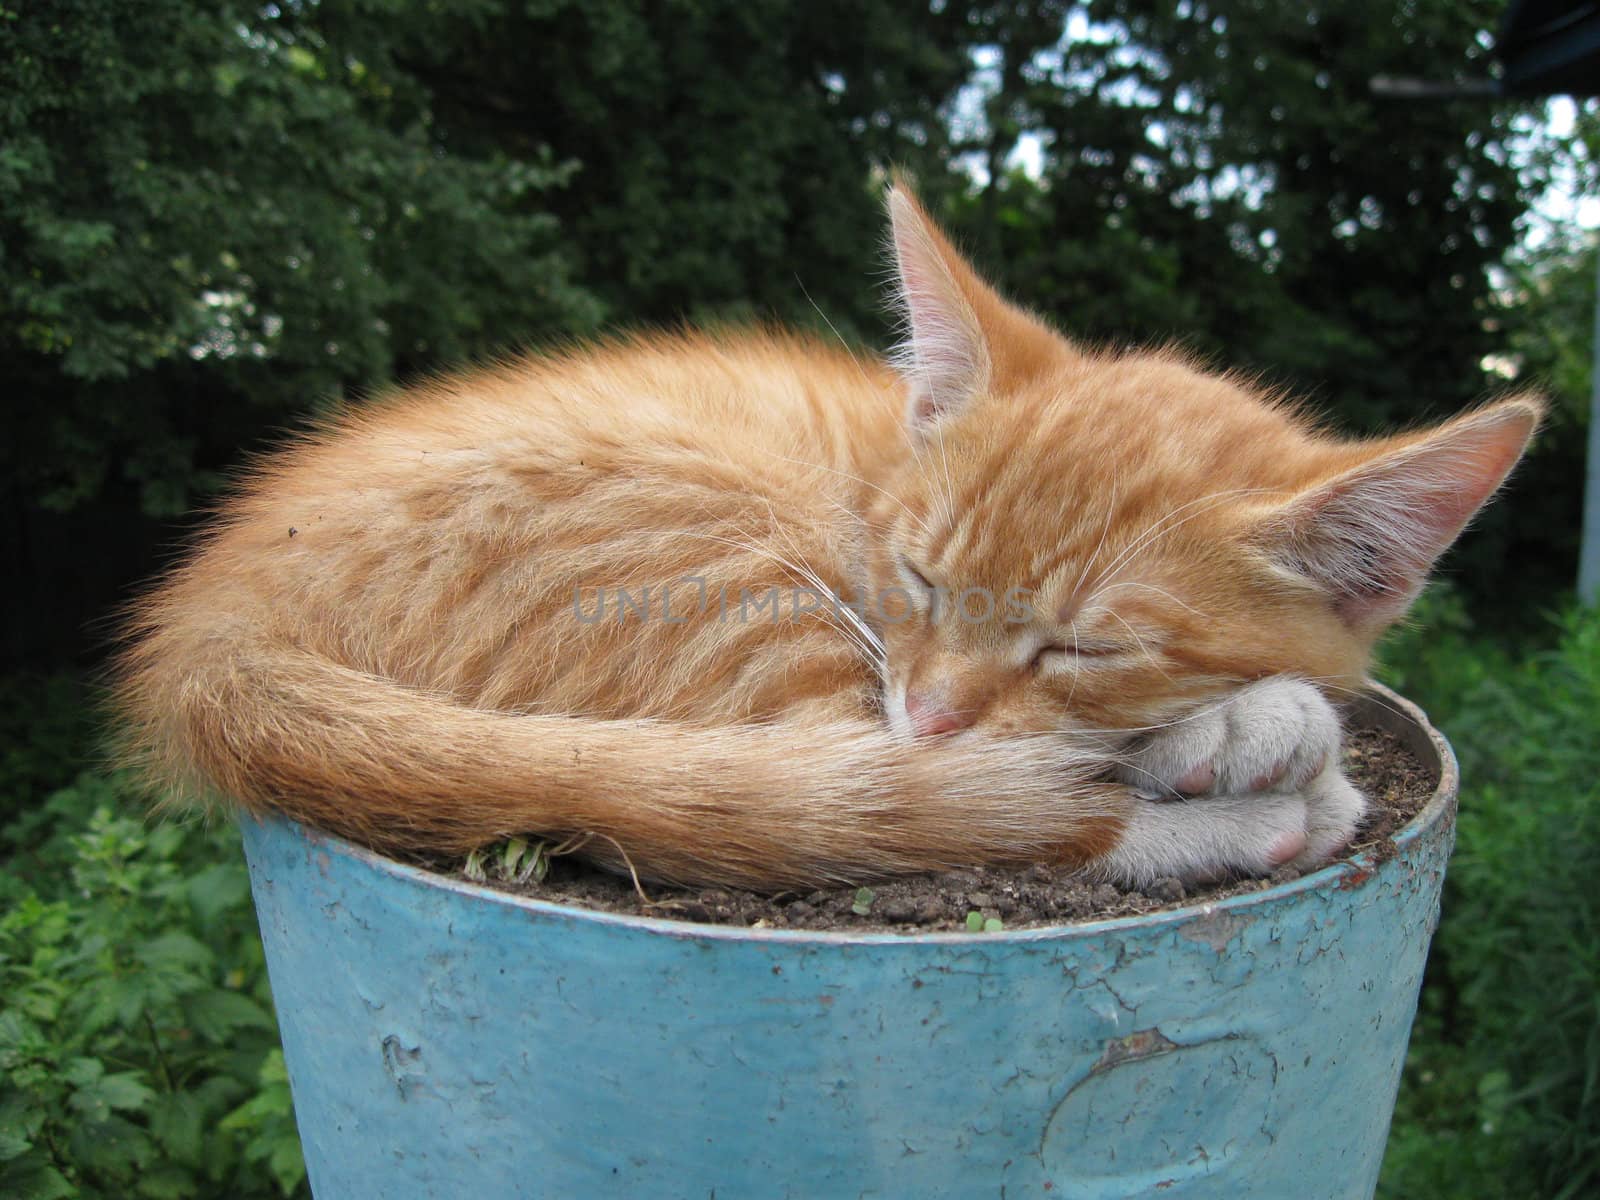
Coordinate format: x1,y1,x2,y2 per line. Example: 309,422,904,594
240,682,1453,1199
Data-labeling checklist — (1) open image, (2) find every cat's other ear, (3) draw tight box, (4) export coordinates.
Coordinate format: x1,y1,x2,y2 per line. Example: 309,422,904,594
886,181,1074,431
1257,398,1542,632
886,185,991,427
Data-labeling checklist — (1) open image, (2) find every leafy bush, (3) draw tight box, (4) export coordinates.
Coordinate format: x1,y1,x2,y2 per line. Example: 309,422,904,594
1373,585,1519,715
0,679,304,1199
1379,602,1600,1199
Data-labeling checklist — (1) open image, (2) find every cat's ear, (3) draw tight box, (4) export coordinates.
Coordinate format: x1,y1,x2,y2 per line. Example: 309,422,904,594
886,185,991,427
1257,398,1541,630
886,182,1072,430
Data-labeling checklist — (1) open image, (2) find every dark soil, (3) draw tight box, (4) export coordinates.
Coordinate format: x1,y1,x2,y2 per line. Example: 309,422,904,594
467,723,1438,933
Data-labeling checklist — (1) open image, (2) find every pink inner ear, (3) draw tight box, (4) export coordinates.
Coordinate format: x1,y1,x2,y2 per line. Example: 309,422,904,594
1272,402,1538,629
886,191,987,424
909,391,940,426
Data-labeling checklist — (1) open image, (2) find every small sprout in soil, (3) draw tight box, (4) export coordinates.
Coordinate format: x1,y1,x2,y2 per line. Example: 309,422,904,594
852,886,875,916
504,838,551,884
965,910,984,932
466,838,553,885
983,917,1004,933
501,837,529,877
522,841,552,884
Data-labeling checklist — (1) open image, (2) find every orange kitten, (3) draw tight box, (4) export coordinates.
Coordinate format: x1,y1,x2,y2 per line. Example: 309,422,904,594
112,187,1539,890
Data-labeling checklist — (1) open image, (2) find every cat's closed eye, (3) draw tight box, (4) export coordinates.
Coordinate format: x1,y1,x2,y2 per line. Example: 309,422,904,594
899,557,937,593
1030,641,1127,671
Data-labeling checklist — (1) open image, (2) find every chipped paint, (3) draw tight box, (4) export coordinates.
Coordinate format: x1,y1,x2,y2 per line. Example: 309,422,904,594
1177,907,1248,953
1094,1027,1180,1072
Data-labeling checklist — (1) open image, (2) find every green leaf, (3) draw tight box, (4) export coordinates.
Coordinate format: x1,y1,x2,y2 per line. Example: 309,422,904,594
0,1155,75,1200
184,989,274,1041
527,842,551,884
218,1092,281,1132
62,1057,104,1089
135,931,214,974
851,887,875,916
136,1164,204,1200
71,1068,155,1116
147,1091,204,1163
0,1127,32,1162
73,983,128,1038
982,918,1004,934
187,863,251,925
0,1093,45,1150
259,1048,291,1089
0,1010,45,1065
500,837,528,878
67,1112,154,1178
965,911,984,933
1477,1069,1511,1099
15,980,64,1024
267,1135,307,1196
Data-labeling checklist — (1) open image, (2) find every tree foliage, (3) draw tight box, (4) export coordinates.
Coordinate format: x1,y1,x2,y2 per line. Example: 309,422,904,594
382,0,989,333
966,0,1522,417
1494,230,1597,610
1,0,602,520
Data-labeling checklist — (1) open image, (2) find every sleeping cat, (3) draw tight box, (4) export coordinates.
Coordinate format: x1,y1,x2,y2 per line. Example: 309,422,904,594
113,185,1538,891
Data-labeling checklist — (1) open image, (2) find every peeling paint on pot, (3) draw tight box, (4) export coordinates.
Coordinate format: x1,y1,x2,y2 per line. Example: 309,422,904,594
240,683,1455,1199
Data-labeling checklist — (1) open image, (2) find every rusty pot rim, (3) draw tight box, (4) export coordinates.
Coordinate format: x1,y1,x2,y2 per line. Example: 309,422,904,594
271,679,1457,946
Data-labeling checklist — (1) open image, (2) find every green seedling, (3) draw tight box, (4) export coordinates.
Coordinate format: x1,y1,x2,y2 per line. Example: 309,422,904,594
500,836,529,877
852,886,875,916
465,837,555,885
519,841,552,884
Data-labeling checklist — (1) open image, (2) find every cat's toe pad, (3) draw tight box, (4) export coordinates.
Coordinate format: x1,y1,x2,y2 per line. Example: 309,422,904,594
1291,764,1367,869
1170,762,1215,795
1101,678,1367,886
1099,790,1310,885
1114,676,1342,801
1101,773,1366,888
1268,830,1308,867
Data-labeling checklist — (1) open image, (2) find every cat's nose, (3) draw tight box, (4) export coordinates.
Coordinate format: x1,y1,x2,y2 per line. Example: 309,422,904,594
904,693,973,737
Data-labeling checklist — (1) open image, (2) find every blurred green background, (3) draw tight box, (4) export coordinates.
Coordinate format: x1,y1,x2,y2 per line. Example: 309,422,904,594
1,2,1595,1196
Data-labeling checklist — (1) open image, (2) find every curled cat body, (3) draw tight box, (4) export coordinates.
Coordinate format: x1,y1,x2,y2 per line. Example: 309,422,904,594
113,187,1539,891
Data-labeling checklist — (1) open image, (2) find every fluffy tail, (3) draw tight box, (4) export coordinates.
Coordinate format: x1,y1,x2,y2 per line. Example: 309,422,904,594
113,635,1122,890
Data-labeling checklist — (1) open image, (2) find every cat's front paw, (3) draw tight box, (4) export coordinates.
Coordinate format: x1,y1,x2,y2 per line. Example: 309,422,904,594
1099,678,1368,886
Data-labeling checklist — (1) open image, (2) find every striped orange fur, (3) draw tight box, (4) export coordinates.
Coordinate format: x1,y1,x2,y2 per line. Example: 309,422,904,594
111,186,1540,889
